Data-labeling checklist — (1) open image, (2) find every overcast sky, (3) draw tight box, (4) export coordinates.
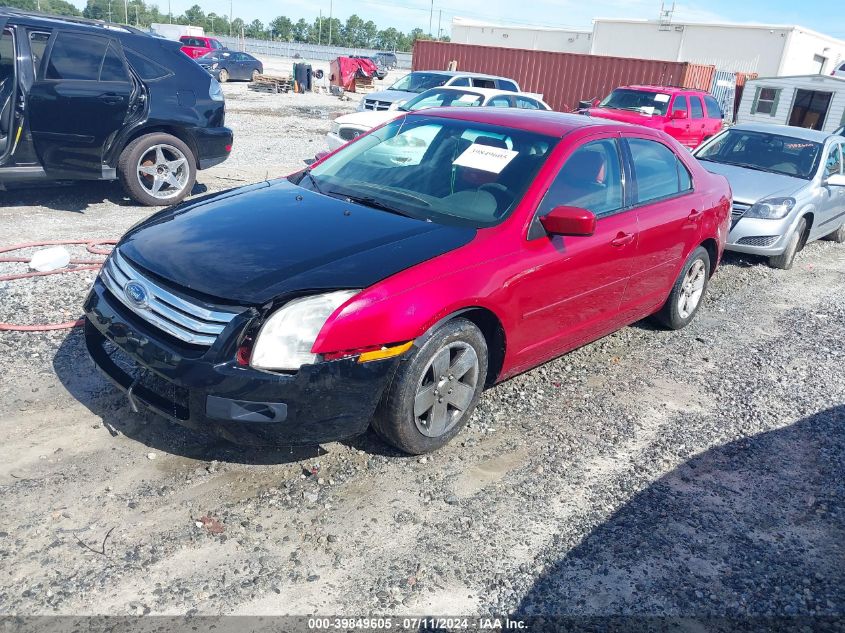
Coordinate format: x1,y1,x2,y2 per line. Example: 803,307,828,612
68,0,845,38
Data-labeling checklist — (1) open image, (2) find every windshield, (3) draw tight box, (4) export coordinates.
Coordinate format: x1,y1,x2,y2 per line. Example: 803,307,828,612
695,129,823,179
388,72,452,94
293,116,557,227
401,89,485,111
599,89,671,116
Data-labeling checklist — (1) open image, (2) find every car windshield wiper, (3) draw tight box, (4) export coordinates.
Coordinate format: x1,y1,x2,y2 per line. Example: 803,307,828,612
300,169,323,194
335,193,412,217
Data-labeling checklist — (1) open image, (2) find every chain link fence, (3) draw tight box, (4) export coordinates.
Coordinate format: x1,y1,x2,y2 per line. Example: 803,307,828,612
216,36,412,68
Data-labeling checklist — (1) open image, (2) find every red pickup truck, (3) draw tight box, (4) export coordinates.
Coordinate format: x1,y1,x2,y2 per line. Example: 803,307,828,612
179,35,225,59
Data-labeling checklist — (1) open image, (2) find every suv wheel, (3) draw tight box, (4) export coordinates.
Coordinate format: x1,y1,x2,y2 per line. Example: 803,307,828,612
118,133,196,206
372,318,488,454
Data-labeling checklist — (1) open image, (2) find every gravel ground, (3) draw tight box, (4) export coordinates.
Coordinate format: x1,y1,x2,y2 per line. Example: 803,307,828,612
0,58,844,622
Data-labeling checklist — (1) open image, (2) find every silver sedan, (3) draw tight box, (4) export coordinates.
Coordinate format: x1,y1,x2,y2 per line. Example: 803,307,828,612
694,123,845,269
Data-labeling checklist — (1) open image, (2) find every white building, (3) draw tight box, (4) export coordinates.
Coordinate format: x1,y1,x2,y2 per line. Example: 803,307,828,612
450,17,592,54
737,75,845,133
590,19,845,76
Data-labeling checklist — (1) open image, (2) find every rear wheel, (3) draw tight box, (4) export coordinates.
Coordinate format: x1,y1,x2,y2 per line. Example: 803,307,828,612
218,68,229,83
822,223,845,243
372,318,488,454
655,246,711,330
769,217,806,270
118,133,196,207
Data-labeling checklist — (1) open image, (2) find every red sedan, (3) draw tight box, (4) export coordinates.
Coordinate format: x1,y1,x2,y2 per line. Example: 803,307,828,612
84,108,731,454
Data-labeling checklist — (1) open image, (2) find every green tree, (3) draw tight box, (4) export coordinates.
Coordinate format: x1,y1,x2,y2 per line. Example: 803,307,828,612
245,18,265,38
4,0,80,15
183,4,204,25
269,15,293,40
291,18,310,42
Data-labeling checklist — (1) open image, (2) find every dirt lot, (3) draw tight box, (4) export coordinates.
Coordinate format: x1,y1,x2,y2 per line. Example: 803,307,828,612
0,61,843,620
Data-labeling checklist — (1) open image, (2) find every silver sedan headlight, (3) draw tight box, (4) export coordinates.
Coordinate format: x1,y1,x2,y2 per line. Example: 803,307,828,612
745,197,796,220
251,290,359,371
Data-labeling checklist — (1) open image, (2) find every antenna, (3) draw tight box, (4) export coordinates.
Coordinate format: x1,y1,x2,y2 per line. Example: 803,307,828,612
658,1,675,31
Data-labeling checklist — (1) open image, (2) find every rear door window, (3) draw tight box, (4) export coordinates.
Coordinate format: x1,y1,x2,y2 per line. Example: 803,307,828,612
628,138,692,203
471,78,495,89
703,95,722,119
45,32,123,81
516,96,541,110
124,48,171,80
689,96,704,119
29,31,51,78
487,95,512,108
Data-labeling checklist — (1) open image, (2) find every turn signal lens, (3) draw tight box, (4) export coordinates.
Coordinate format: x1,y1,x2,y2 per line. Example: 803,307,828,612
321,341,414,363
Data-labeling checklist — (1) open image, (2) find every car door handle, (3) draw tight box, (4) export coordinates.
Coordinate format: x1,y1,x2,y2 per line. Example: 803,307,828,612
610,231,635,247
99,93,125,105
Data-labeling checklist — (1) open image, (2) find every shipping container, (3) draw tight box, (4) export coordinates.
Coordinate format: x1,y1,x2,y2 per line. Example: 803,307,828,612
413,40,715,112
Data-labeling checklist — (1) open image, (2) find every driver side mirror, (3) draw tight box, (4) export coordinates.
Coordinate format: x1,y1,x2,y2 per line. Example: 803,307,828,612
540,206,596,236
826,174,845,186
672,109,688,120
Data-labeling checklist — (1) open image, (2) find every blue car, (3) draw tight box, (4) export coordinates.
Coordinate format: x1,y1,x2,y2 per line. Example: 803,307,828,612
197,50,263,83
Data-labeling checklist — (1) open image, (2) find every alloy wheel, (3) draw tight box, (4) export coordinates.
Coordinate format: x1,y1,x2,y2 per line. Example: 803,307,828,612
678,258,706,319
136,144,190,200
413,342,479,438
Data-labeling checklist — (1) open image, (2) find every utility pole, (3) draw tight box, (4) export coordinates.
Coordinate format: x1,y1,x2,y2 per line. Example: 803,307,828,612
437,9,441,40
328,0,332,46
135,5,139,26
210,15,215,33
229,0,233,36
124,0,128,24
428,0,433,37
108,0,112,22
318,10,322,46
168,0,172,24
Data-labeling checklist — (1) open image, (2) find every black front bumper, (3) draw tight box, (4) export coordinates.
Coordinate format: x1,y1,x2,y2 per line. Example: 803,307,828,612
186,126,233,170
83,278,399,446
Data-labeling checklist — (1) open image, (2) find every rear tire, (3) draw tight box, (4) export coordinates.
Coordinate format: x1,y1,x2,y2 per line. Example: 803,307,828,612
117,133,196,207
769,217,806,270
822,223,845,243
372,318,488,454
655,246,711,330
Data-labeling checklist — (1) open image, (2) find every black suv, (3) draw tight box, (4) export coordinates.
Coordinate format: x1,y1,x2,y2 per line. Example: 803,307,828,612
0,9,232,205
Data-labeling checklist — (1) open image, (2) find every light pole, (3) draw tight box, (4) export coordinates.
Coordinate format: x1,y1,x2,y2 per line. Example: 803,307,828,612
124,0,128,24
108,0,112,22
328,0,332,46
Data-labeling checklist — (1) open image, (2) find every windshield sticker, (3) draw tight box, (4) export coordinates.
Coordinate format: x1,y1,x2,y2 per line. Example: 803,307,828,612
654,94,670,103
457,93,481,103
453,143,519,173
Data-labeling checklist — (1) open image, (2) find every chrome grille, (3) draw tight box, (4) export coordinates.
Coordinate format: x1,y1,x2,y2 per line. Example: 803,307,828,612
363,99,392,111
737,235,779,247
100,249,241,346
731,202,751,227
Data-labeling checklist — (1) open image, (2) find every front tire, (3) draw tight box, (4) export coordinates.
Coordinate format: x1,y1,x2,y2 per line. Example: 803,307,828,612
655,246,711,330
769,217,806,270
218,68,229,83
251,68,260,81
118,133,196,207
372,318,488,454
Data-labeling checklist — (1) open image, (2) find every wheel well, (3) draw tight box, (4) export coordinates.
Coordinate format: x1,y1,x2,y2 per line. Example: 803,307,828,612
700,238,718,276
120,126,199,167
454,307,506,388
799,212,814,249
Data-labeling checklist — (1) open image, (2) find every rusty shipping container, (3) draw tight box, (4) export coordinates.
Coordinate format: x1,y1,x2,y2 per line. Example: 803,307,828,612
413,40,716,112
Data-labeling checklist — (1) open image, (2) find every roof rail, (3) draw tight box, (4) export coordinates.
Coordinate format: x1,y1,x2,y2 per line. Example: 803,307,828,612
0,7,146,35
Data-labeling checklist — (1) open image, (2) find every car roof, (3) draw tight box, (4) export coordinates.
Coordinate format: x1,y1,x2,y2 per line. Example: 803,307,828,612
0,7,147,37
729,122,834,143
405,107,627,137
424,86,541,99
621,85,708,95
414,69,515,81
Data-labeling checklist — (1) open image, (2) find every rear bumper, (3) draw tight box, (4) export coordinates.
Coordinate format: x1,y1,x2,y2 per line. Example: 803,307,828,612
185,126,233,170
83,278,399,446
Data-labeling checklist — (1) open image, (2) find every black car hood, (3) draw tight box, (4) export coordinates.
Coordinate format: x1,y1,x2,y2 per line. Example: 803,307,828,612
120,180,475,305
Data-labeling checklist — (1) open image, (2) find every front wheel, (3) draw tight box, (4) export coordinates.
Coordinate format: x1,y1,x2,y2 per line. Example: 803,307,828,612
372,318,488,454
251,68,260,81
768,217,806,270
218,68,229,83
655,246,711,330
117,133,196,206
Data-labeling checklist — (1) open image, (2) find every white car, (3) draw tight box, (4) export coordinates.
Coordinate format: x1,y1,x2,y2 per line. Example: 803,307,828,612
326,86,551,151
832,61,845,78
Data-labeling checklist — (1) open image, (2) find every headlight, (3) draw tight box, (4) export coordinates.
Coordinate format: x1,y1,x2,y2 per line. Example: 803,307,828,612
330,121,341,134
745,197,796,219
251,290,359,371
389,100,406,110
209,77,224,102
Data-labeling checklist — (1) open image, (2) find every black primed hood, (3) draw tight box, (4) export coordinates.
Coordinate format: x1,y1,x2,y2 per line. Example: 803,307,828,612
120,180,475,305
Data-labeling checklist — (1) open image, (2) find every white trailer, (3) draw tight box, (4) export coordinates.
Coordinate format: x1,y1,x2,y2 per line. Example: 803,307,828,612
737,75,845,133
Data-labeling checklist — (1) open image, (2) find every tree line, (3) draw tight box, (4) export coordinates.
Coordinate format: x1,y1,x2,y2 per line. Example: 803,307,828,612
2,0,449,51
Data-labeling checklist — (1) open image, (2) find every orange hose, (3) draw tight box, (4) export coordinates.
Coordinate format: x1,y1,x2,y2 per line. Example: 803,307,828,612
0,239,117,331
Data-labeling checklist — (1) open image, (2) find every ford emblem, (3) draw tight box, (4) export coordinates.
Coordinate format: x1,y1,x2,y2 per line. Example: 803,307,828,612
124,280,150,309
